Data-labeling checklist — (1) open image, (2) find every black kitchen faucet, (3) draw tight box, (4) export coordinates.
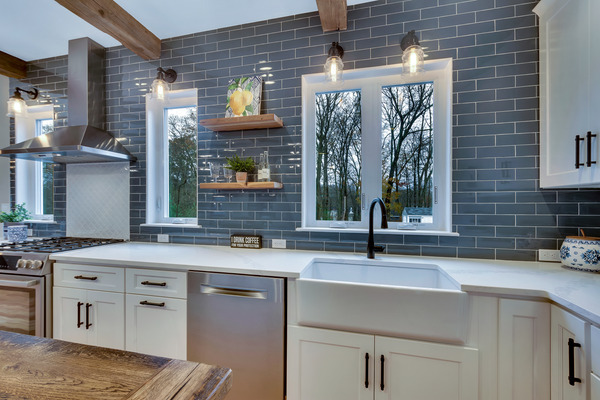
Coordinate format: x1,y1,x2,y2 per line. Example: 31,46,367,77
367,197,388,259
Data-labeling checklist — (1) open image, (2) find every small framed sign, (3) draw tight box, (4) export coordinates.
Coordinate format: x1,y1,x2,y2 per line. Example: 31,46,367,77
230,234,262,249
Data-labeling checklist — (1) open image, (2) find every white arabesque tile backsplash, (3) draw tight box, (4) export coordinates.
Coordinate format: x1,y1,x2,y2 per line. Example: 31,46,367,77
66,162,130,240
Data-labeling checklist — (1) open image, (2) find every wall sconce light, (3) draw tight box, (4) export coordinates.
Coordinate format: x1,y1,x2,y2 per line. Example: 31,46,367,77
401,30,425,75
6,87,39,117
150,67,177,100
324,42,344,83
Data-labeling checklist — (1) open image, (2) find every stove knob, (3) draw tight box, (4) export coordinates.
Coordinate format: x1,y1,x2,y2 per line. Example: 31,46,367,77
16,259,25,269
24,260,33,269
32,260,43,269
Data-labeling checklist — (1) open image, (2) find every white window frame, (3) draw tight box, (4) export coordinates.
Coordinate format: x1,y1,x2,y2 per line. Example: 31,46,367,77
301,59,453,234
145,88,198,226
14,104,54,221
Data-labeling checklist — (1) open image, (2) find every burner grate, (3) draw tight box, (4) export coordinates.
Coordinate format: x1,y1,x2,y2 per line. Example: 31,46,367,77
0,237,124,253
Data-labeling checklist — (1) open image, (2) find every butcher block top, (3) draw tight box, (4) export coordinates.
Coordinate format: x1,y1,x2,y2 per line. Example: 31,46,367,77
0,331,231,400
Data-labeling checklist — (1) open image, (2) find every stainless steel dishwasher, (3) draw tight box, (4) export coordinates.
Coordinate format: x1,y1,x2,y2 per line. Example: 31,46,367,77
187,271,285,400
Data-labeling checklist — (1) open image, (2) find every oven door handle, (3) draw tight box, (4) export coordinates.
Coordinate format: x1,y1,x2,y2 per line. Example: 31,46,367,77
0,278,38,288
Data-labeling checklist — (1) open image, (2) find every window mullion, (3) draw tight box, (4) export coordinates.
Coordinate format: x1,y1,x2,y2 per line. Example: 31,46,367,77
360,84,382,227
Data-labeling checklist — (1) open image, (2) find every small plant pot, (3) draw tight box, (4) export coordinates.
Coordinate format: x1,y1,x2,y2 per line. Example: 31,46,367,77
6,224,27,243
236,172,248,183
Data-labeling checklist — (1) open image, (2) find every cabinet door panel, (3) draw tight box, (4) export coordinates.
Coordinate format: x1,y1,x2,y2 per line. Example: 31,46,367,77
86,290,125,350
375,336,478,400
498,299,550,400
551,306,587,400
288,326,374,400
125,294,186,359
52,287,88,345
592,373,600,400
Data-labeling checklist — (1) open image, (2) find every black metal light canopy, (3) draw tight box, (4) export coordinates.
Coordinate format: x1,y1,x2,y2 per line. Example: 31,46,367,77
400,30,425,74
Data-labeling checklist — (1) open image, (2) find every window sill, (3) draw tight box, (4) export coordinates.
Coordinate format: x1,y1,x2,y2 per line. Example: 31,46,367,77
24,220,57,224
297,227,459,236
141,223,202,229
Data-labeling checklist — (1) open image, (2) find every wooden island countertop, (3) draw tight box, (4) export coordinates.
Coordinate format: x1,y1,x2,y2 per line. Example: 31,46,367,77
0,331,231,400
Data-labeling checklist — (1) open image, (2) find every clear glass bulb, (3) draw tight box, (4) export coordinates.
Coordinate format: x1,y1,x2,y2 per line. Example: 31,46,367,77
325,56,343,83
402,45,424,75
6,96,26,117
151,78,168,100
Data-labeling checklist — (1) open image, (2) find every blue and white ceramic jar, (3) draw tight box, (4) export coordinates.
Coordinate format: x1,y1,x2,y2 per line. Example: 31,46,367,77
560,234,600,272
6,225,27,243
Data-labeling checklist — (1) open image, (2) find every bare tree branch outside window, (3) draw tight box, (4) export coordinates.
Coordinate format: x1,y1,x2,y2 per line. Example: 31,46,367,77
166,107,197,218
315,90,362,221
381,83,434,222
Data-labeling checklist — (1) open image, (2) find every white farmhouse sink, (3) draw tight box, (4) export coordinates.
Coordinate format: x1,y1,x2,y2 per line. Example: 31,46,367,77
296,258,469,344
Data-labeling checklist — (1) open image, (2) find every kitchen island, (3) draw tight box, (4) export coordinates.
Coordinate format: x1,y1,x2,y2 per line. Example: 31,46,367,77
0,330,231,400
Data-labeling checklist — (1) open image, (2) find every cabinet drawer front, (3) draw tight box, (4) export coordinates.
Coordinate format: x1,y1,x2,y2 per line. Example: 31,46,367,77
126,268,186,298
592,325,600,374
125,294,187,359
54,263,124,292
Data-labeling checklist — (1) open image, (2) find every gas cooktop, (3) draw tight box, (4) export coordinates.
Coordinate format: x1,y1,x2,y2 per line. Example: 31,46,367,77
0,237,124,253
0,237,125,275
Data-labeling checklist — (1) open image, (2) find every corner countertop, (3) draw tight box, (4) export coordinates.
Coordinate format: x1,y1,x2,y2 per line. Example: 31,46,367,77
50,242,600,325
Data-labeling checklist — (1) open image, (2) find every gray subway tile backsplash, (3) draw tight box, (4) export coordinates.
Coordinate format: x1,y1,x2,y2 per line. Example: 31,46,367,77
10,0,600,261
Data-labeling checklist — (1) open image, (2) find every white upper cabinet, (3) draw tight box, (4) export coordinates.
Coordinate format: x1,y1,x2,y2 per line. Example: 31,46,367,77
535,0,600,188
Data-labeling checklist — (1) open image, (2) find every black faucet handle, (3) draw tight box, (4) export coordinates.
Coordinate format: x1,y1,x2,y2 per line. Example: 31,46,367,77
373,245,385,253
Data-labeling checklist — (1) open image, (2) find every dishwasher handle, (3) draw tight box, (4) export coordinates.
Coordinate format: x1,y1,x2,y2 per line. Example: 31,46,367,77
200,284,267,299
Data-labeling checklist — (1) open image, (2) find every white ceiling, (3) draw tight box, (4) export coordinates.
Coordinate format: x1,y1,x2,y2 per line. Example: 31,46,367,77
1,0,368,62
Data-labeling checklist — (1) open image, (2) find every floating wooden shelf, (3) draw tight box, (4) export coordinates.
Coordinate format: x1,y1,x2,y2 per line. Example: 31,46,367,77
199,181,283,190
199,114,283,132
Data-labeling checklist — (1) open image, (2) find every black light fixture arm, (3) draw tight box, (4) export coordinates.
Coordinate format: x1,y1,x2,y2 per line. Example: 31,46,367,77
328,42,344,59
156,67,177,83
400,30,421,51
13,87,39,100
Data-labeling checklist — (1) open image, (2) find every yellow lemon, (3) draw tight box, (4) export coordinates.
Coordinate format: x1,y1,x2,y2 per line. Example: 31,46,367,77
229,90,246,116
242,90,253,106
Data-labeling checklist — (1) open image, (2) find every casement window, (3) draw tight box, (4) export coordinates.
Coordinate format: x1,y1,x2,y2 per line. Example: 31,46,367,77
301,59,452,234
146,89,198,225
14,105,54,220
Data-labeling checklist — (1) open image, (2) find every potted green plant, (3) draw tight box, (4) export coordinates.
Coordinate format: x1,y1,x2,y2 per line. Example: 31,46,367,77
225,155,255,183
0,203,31,242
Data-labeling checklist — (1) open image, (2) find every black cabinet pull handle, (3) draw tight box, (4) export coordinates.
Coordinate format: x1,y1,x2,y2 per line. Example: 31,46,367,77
85,303,92,329
568,338,582,386
587,131,597,167
141,280,167,286
140,300,165,307
77,301,84,328
365,353,370,388
74,275,98,281
380,355,385,391
575,135,585,169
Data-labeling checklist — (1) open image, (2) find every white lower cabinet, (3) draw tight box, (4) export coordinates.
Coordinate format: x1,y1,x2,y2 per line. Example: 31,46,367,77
53,263,187,360
53,286,125,350
498,299,550,400
288,325,478,400
125,294,186,359
551,306,588,400
591,325,600,400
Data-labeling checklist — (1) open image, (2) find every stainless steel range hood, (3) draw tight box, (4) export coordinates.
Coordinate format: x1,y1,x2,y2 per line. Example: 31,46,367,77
0,38,136,163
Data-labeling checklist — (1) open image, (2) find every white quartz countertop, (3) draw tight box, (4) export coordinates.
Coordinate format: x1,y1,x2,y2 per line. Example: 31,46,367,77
50,242,600,325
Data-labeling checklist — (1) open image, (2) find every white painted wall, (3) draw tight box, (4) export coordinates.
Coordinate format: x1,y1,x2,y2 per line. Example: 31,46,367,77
0,76,10,210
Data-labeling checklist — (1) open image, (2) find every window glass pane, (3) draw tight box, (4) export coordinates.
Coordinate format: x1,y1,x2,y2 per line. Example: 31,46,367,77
166,107,197,218
37,119,54,215
381,83,434,224
315,90,362,221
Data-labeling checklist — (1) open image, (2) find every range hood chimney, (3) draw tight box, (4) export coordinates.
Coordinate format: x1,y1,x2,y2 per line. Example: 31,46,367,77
0,38,137,163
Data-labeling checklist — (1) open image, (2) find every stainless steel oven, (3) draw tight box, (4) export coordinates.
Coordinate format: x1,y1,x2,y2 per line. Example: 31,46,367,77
0,237,123,338
0,274,50,336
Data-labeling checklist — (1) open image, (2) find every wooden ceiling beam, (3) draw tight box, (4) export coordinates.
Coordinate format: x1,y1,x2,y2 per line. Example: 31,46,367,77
0,51,27,79
55,0,161,60
316,0,348,32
